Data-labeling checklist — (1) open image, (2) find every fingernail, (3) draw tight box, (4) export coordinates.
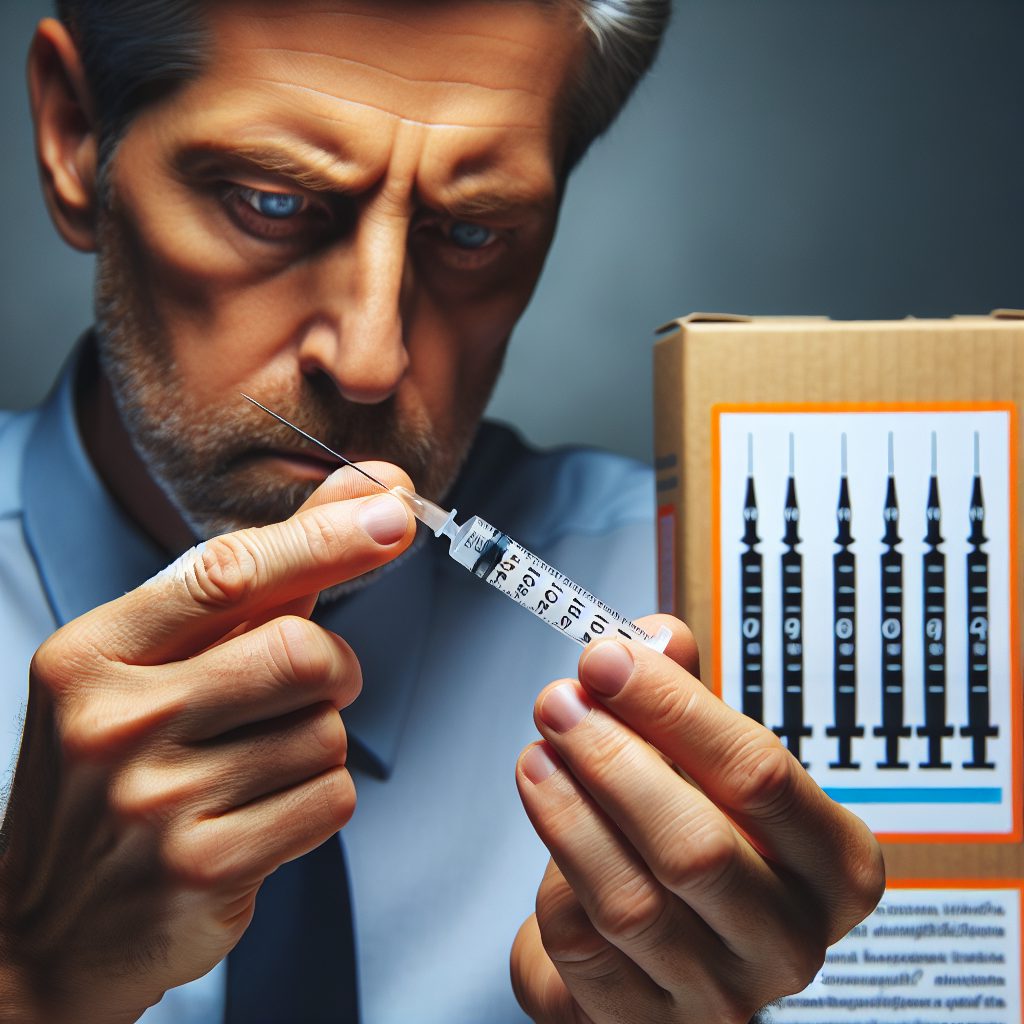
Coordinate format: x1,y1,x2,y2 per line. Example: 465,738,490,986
358,494,409,545
581,641,634,698
521,743,559,784
539,682,591,733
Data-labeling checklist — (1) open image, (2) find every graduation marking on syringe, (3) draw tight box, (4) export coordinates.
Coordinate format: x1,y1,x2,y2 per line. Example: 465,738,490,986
244,397,671,654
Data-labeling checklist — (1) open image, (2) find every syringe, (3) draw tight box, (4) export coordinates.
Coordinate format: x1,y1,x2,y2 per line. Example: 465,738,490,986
392,487,671,651
242,396,671,653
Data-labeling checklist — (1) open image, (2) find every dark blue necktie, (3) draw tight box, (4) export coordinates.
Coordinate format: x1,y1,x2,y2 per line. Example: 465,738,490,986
224,834,359,1023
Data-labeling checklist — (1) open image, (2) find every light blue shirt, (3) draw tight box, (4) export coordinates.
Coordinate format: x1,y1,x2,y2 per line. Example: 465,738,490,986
0,357,657,1023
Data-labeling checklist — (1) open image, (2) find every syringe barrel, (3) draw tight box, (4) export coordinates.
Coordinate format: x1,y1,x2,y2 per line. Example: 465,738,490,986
447,514,668,652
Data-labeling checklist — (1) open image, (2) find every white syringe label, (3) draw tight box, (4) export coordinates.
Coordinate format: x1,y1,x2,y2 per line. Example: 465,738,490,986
457,518,654,647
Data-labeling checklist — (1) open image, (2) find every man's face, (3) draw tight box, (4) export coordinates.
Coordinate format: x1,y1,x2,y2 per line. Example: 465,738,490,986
95,0,583,538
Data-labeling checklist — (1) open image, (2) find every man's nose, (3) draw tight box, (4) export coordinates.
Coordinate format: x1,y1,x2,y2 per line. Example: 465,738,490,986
297,209,412,405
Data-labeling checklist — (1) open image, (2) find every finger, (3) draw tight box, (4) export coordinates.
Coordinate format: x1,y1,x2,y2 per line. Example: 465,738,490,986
296,461,413,510
162,764,356,889
114,702,348,820
172,616,361,740
576,633,884,937
72,464,416,665
517,742,737,1018
64,616,361,756
636,613,700,678
533,683,825,997
247,460,419,624
511,912,580,1024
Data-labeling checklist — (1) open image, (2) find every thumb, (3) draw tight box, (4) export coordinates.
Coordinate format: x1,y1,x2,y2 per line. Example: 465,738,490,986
59,463,417,667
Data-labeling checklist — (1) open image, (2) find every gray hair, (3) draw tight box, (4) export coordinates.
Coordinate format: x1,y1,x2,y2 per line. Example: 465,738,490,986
56,0,670,174
565,0,670,167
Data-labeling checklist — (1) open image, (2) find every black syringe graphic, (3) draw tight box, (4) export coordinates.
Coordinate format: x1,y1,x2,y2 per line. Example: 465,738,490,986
740,434,765,724
774,434,811,765
875,433,910,769
962,432,997,769
918,432,953,768
827,434,864,768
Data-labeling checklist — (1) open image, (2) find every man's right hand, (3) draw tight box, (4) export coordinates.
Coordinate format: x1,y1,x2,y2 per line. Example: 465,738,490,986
0,466,416,1024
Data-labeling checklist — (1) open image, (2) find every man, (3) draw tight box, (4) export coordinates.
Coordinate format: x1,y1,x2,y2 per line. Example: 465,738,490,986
0,1,884,1022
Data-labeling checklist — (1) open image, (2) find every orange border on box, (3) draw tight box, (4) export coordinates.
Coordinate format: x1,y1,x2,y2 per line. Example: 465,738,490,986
657,504,677,616
709,402,1021,844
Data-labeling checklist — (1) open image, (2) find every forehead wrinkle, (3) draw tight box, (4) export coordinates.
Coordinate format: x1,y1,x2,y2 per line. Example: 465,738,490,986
241,8,553,58
250,78,545,132
248,47,548,101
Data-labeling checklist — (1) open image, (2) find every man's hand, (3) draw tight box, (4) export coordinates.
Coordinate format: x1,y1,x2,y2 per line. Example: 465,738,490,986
0,467,415,1024
513,616,884,1024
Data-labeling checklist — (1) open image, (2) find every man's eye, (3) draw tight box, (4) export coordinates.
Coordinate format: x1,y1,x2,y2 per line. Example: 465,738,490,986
448,221,496,250
240,187,308,219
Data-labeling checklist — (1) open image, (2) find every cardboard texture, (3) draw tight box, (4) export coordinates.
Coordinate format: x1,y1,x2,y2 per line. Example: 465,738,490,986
653,312,1024,888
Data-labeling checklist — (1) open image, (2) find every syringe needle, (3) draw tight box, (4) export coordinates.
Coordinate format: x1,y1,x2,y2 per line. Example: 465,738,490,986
240,394,390,492
240,396,668,653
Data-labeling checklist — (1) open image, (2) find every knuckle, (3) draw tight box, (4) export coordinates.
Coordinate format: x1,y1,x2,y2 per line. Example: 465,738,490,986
57,682,160,762
655,815,739,898
752,930,825,1004
187,533,264,608
163,824,237,888
783,937,827,996
266,618,361,705
707,987,765,1024
267,616,332,687
834,830,886,933
587,873,670,947
645,672,705,740
57,705,113,762
297,506,348,566
312,765,356,829
549,942,620,986
110,765,185,825
310,703,347,760
535,877,603,963
584,729,645,787
30,626,100,700
29,636,68,695
724,730,801,822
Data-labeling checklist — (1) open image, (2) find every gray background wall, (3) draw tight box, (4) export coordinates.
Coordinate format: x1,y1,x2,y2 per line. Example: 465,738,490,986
2,0,1022,463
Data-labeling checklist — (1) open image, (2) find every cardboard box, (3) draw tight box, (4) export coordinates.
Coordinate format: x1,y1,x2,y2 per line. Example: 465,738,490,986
654,312,1024,1020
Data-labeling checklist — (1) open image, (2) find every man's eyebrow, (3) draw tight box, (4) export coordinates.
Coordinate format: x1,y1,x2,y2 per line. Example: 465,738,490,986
175,144,351,192
435,184,555,221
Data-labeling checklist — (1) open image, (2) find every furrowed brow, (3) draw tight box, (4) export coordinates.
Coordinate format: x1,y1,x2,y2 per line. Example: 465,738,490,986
176,144,351,192
438,185,554,222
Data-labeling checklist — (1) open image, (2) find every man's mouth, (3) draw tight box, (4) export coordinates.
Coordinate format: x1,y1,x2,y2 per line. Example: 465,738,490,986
261,447,345,479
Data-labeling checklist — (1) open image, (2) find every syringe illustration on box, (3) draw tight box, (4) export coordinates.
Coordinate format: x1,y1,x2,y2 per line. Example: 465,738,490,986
963,431,999,770
875,433,911,769
827,435,865,769
773,435,811,766
717,409,1016,838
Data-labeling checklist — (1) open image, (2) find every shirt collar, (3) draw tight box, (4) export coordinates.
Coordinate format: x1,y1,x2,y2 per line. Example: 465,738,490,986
20,350,437,779
22,352,168,623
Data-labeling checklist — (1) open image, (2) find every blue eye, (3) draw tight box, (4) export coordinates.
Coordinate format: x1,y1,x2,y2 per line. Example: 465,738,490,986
449,221,495,249
242,188,307,219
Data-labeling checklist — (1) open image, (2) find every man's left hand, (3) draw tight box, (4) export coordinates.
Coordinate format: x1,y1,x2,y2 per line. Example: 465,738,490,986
512,615,884,1024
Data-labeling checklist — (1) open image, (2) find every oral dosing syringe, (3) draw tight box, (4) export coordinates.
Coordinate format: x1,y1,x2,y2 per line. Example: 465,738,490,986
243,396,671,654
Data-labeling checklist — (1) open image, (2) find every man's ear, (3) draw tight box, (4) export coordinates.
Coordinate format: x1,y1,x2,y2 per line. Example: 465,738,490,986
27,17,101,253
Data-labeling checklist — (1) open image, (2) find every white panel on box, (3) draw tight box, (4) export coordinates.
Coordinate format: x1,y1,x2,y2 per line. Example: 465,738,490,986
773,884,1022,1024
716,408,1017,838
